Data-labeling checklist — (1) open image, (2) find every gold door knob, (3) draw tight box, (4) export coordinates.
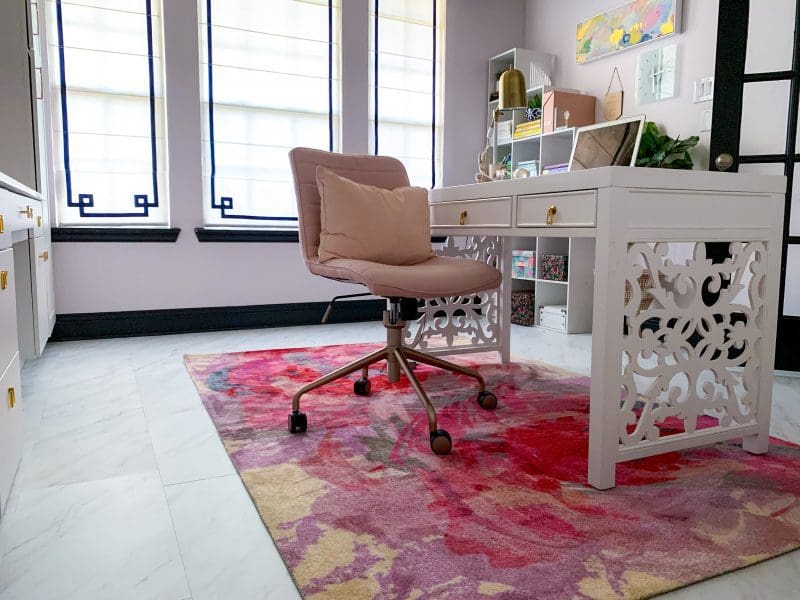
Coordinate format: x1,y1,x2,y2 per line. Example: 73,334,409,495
20,206,33,219
0,271,7,290
459,210,468,225
8,387,15,409
545,204,557,226
715,153,734,171
39,251,49,262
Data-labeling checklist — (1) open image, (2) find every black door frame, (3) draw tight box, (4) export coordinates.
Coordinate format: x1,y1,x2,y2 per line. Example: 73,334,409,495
710,0,800,370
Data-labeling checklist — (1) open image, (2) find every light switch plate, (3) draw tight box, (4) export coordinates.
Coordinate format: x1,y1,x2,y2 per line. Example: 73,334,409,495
694,77,714,103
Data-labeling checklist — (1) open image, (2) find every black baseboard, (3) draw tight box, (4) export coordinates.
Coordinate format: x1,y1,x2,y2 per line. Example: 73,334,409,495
50,299,384,341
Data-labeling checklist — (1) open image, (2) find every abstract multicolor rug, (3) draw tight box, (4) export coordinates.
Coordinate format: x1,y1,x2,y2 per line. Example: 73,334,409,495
184,343,800,599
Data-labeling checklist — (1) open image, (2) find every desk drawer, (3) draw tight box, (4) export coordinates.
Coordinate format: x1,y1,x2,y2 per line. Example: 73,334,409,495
0,188,38,233
516,190,597,227
0,249,18,373
430,197,512,228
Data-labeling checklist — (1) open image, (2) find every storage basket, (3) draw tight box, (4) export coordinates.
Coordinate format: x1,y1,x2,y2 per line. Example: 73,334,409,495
511,290,536,326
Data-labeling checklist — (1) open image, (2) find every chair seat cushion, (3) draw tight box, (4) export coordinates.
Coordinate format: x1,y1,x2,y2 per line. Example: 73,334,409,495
316,166,435,266
308,255,502,299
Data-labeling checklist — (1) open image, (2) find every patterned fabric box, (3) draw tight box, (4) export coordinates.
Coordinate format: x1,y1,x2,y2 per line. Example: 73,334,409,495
541,254,568,281
511,290,536,326
512,250,536,279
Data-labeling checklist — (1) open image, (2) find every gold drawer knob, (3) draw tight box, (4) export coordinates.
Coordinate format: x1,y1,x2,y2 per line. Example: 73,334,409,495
20,206,33,219
545,204,557,226
37,215,42,227
39,251,49,262
459,210,468,225
0,214,4,233
0,271,7,290
8,387,15,409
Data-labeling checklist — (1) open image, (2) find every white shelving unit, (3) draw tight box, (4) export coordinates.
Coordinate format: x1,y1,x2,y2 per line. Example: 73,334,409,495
487,49,575,175
509,236,595,334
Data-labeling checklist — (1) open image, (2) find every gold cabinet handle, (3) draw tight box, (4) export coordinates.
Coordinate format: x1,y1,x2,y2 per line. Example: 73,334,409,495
20,206,34,219
37,215,42,227
0,271,7,290
39,251,49,262
8,387,15,409
0,214,4,233
459,210,468,226
545,204,557,226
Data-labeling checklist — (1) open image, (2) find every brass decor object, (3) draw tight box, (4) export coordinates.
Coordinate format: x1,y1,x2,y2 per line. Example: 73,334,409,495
498,66,527,111
477,65,528,183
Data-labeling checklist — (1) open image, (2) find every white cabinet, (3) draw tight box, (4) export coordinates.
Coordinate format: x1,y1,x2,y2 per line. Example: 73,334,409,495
0,353,23,514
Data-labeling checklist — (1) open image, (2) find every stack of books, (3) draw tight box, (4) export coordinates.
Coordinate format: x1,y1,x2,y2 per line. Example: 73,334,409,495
542,162,569,175
513,119,542,139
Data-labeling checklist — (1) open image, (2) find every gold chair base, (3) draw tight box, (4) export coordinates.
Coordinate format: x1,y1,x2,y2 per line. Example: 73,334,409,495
290,311,497,454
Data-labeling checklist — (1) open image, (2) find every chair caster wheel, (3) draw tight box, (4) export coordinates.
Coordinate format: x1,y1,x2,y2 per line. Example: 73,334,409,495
477,390,498,410
429,429,452,455
288,411,307,433
354,378,372,396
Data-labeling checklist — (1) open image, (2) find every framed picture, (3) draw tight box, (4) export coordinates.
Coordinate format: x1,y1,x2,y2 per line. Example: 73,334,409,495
576,0,681,64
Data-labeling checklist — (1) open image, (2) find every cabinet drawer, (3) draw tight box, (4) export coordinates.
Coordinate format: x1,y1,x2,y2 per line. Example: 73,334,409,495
430,197,512,228
0,249,18,372
516,190,597,227
0,353,23,515
0,188,38,233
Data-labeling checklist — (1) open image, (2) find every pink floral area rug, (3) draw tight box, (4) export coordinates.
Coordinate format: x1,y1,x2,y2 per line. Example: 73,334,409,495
184,343,800,600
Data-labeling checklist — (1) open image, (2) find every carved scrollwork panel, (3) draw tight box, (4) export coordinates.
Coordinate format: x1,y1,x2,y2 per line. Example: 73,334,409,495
405,236,502,352
620,241,767,446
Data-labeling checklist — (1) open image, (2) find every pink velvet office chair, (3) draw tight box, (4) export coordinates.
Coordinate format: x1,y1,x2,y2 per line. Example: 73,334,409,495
288,148,502,455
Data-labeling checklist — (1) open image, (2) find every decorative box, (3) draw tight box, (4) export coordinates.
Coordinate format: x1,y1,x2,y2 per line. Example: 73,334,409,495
539,305,567,331
541,90,596,133
512,250,536,279
541,254,568,281
511,290,536,326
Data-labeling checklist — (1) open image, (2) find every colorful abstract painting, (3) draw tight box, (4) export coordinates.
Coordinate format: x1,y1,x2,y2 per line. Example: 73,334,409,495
576,0,680,63
185,343,800,599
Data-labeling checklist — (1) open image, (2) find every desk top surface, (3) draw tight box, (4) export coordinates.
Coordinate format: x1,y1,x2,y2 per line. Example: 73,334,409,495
429,166,786,203
0,171,42,201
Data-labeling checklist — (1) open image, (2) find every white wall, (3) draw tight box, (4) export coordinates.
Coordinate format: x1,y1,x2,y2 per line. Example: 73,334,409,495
526,0,718,170
52,0,527,314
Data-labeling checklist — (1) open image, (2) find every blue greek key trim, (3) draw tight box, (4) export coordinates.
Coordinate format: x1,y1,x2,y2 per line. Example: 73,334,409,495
205,0,332,222
55,0,161,219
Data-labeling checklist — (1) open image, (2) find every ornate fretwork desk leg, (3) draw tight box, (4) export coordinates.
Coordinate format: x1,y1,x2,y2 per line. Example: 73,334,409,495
404,236,503,358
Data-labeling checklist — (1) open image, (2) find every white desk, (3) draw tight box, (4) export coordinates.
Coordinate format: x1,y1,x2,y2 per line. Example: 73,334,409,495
421,167,785,489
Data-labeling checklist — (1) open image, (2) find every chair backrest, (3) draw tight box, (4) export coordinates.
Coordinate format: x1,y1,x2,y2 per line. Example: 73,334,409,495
288,147,410,263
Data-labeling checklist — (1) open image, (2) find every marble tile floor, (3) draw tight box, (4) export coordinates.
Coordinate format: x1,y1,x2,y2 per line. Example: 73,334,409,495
0,323,798,599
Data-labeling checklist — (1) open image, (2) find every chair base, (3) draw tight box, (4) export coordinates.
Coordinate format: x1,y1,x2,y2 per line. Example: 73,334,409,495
289,311,498,454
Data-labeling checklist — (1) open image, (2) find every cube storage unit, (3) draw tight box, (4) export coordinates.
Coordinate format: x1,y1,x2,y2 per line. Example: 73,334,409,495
509,236,594,333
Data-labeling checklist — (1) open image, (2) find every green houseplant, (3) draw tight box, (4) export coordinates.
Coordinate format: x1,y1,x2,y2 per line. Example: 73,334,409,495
636,121,699,169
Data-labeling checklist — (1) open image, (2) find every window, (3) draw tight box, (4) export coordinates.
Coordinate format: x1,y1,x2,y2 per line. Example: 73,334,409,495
200,0,340,227
48,0,168,226
369,0,444,188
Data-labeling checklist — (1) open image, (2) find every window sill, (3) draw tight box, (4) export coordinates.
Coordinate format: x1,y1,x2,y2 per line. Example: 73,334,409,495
194,228,300,242
51,227,181,242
